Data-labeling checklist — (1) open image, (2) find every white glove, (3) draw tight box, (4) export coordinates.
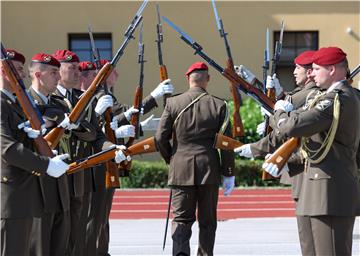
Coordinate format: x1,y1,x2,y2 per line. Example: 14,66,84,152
234,144,253,158
150,79,174,99
18,121,46,139
124,107,140,122
223,176,235,196
110,116,119,131
95,95,113,115
262,154,289,178
274,100,293,112
114,145,132,163
140,114,154,129
256,121,266,136
115,125,135,138
234,65,256,84
266,74,283,97
46,153,70,178
58,113,79,130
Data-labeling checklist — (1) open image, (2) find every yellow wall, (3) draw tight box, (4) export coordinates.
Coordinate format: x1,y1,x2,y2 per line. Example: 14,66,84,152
2,1,359,102
2,1,359,160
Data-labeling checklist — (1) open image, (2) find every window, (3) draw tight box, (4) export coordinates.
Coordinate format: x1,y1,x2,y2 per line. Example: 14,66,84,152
273,31,318,90
68,33,112,62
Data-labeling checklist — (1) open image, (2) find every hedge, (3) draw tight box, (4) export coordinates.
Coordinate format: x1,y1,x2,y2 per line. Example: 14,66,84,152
120,159,282,188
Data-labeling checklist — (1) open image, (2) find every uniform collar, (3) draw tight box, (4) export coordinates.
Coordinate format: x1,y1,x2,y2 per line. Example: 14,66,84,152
0,88,16,103
57,84,72,97
189,86,207,93
327,80,345,93
30,86,49,104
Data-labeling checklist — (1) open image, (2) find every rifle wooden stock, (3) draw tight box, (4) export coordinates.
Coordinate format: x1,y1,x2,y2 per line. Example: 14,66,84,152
104,107,120,188
67,137,157,174
1,60,53,157
213,133,243,150
45,63,114,149
126,85,142,148
226,60,244,137
262,137,300,180
223,67,275,112
160,65,170,107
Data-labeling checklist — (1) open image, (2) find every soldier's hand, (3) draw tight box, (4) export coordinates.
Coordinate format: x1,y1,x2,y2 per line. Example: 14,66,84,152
234,144,253,158
57,113,79,130
115,125,135,138
18,121,46,139
256,121,266,136
274,100,293,112
150,79,174,99
234,65,256,84
266,74,283,97
124,106,140,122
95,95,113,115
46,154,70,178
222,176,235,196
262,154,289,178
114,145,132,163
110,116,119,131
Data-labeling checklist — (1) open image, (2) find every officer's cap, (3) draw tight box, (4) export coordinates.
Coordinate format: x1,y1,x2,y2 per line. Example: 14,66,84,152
185,62,208,76
294,50,316,66
52,50,80,63
312,47,347,66
31,53,60,68
5,49,25,64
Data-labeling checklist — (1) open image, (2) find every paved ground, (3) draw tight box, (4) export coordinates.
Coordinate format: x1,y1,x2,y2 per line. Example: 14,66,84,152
108,189,359,255
109,217,360,255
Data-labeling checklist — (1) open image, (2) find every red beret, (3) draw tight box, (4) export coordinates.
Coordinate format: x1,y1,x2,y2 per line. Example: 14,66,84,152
79,61,96,72
98,59,109,68
31,53,60,68
52,50,80,63
294,50,316,66
185,62,208,76
312,47,347,66
5,49,25,64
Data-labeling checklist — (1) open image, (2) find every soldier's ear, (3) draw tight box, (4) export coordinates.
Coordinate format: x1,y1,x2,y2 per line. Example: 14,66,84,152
207,74,210,82
35,71,41,78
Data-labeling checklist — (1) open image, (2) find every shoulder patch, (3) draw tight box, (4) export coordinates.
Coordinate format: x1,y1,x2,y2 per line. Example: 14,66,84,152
315,99,333,111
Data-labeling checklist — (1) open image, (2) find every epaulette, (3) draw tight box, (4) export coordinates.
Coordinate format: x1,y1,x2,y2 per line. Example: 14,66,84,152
168,93,182,98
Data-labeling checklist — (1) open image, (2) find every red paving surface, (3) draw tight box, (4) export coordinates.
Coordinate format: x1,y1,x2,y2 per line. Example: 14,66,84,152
109,188,295,220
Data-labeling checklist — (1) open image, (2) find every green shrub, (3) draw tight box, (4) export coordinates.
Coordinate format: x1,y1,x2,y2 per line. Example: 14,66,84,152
120,159,281,188
227,97,264,144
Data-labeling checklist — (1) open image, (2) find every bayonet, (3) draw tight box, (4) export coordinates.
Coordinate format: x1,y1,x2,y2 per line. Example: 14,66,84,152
162,16,275,114
211,0,243,137
88,24,101,69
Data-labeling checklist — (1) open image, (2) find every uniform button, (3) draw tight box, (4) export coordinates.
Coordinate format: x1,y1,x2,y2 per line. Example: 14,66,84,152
314,173,318,179
2,176,8,182
32,171,35,174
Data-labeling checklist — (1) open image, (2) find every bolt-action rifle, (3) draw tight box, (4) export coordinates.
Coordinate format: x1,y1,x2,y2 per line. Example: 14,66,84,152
118,23,146,175
262,21,285,139
211,0,244,138
162,16,275,114
213,133,244,150
156,3,171,107
67,136,157,174
262,64,360,179
88,24,120,188
44,0,148,149
1,43,54,158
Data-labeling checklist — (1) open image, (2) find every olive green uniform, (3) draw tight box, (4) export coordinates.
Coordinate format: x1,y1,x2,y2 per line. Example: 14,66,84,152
155,87,235,256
